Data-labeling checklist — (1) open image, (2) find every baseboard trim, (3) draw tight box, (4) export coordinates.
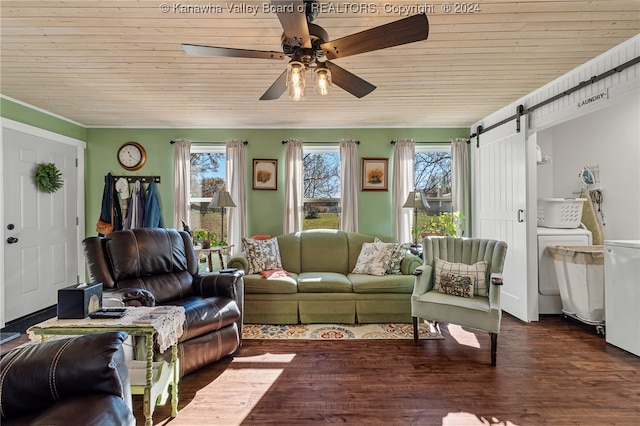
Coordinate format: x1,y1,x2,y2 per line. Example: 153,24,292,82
1,305,57,334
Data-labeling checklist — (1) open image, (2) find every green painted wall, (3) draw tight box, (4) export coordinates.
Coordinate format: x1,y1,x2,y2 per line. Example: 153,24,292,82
0,97,86,141
85,127,468,239
1,98,468,239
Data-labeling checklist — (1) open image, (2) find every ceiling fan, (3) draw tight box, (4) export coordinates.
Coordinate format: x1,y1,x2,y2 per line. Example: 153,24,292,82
182,0,429,100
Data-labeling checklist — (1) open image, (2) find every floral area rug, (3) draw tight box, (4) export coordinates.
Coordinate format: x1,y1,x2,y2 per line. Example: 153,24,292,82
242,322,444,340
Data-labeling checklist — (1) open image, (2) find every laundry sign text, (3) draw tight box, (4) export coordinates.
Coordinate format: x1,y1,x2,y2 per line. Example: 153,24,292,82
577,89,609,108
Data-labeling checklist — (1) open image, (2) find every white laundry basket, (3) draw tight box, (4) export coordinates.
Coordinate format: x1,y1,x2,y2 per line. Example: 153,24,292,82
537,198,587,228
549,245,605,331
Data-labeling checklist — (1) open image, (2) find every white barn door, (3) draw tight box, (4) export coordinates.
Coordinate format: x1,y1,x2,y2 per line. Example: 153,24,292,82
473,119,530,322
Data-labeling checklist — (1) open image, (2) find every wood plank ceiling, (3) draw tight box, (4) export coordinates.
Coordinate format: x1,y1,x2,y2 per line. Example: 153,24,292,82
1,1,639,128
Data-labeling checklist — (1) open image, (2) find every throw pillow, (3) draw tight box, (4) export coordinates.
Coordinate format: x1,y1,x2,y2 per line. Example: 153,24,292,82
434,258,488,297
439,272,475,298
373,238,406,275
260,269,291,279
242,237,283,274
352,242,396,276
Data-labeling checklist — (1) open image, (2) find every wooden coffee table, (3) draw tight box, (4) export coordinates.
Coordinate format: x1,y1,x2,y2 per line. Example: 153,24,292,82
28,306,185,426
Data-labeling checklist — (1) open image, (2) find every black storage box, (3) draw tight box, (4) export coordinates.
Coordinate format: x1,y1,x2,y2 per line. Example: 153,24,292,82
57,282,103,319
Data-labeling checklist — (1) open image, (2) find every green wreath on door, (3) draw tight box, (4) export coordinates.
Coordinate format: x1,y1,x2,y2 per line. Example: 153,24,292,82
34,162,63,193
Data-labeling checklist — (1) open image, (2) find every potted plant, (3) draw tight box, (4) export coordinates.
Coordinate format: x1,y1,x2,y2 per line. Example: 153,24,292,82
411,223,422,246
421,211,466,237
193,229,218,249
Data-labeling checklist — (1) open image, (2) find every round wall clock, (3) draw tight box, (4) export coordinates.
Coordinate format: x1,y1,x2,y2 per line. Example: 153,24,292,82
117,141,146,171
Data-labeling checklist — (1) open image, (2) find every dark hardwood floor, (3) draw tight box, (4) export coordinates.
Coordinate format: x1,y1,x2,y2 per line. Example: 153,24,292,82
135,314,640,426
3,314,639,425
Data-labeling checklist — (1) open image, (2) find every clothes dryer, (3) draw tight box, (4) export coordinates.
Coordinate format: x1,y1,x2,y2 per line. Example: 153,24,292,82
538,226,592,314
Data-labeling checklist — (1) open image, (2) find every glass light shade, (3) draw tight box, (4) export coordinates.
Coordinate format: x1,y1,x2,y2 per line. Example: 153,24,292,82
287,61,306,101
314,67,332,96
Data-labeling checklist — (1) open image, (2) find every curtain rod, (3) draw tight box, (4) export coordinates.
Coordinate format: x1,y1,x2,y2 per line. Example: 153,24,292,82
281,140,359,145
170,140,248,145
390,140,468,144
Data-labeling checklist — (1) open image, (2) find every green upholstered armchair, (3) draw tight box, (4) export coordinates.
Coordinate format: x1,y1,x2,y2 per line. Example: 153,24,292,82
411,237,508,366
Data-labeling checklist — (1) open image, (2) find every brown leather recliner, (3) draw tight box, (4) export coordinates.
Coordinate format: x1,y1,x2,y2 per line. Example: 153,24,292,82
0,332,135,426
83,228,244,376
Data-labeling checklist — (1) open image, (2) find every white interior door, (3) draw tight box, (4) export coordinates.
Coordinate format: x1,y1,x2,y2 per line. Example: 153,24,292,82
472,120,530,321
2,122,82,324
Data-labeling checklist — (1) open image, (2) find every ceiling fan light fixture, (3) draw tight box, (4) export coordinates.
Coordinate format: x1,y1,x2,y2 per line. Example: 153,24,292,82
314,66,332,96
183,11,429,101
287,61,306,101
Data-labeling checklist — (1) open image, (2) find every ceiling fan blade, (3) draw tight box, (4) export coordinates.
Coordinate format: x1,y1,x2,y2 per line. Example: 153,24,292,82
321,14,429,60
325,61,376,98
259,70,288,100
272,0,311,49
182,44,285,60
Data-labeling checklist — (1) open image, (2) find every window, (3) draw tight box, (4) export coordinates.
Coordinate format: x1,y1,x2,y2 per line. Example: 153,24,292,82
189,147,227,241
414,145,452,230
303,146,340,230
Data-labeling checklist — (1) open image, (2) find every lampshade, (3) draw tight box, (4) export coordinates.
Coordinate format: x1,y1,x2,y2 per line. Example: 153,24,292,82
314,66,332,96
402,191,430,209
287,61,306,101
208,190,236,208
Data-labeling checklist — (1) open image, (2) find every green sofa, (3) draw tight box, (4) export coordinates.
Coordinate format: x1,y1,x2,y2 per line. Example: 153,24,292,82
227,229,422,324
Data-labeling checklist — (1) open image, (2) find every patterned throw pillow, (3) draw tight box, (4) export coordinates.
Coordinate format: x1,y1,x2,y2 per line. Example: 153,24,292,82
385,244,406,275
373,238,406,275
439,272,474,298
242,237,283,274
434,258,488,297
352,242,396,276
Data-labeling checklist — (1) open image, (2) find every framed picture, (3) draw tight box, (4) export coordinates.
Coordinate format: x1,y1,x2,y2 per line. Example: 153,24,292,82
253,159,278,190
361,158,388,191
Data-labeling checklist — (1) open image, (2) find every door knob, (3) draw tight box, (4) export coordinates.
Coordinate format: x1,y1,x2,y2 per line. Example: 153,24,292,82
7,237,19,244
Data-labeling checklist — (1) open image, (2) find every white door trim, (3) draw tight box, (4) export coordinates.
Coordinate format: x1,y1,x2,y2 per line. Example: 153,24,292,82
0,118,86,328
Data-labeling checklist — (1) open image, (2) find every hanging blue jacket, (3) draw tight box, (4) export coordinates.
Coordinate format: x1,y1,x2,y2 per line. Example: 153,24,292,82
98,172,123,234
143,181,164,228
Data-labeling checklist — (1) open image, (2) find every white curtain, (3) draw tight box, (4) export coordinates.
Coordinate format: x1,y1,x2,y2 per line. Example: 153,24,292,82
284,138,304,233
172,138,191,230
451,138,470,236
339,139,359,232
392,139,415,243
226,139,246,254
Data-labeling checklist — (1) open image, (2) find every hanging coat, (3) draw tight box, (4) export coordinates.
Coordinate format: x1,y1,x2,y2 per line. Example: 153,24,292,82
115,177,130,221
98,172,123,235
125,180,145,229
143,181,164,228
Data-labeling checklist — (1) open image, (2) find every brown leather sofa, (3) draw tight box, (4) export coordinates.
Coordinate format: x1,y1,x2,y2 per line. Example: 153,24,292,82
83,228,244,376
0,331,135,426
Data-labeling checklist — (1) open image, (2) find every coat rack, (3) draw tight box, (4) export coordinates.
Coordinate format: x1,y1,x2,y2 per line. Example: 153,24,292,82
111,175,161,184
